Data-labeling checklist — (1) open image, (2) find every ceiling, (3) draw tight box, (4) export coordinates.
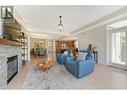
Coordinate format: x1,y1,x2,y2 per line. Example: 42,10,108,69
14,5,124,38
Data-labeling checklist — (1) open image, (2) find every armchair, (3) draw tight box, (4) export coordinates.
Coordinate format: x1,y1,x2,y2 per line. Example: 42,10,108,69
56,49,72,65
38,48,46,57
66,50,95,78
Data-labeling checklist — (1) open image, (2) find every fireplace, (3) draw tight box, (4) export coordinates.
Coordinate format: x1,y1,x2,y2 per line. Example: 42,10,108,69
7,55,18,83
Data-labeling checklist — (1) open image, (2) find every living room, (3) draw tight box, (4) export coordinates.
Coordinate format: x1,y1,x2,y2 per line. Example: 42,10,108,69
0,4,127,91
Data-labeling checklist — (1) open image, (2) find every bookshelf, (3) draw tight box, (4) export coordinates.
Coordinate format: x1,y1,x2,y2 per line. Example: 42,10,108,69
20,34,28,65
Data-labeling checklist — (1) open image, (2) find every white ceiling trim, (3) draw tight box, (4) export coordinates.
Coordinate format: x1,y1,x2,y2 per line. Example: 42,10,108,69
27,29,70,36
72,7,127,36
29,32,78,40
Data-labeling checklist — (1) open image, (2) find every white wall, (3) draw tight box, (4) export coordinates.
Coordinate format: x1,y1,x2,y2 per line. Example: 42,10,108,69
78,25,107,64
0,6,3,38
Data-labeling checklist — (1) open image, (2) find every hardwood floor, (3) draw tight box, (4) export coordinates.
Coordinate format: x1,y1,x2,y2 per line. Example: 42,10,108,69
7,54,53,89
7,53,127,89
7,61,31,89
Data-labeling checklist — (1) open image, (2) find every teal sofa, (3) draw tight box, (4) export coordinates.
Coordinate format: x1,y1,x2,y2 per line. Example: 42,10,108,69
56,49,72,65
65,50,95,78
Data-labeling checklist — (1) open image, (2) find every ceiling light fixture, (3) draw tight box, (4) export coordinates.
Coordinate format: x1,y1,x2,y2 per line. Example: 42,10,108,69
58,16,63,31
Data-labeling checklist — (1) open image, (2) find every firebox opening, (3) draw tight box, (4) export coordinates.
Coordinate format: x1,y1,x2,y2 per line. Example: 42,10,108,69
7,55,18,84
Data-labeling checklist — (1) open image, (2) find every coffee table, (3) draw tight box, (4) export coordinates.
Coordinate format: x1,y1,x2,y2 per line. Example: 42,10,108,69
37,60,56,72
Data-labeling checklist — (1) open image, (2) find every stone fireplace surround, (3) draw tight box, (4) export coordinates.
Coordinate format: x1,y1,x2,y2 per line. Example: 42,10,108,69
0,44,22,89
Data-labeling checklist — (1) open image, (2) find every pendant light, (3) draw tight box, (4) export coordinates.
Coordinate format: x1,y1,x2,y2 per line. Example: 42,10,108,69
58,16,63,31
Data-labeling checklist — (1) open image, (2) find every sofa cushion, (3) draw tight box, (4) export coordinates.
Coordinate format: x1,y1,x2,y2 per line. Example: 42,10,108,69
76,52,87,61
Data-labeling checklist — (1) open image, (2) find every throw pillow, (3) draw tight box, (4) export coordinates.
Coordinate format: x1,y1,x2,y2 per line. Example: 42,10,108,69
63,51,68,55
76,52,87,61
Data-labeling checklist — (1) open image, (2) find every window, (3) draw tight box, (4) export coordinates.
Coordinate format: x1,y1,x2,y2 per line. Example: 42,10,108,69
111,31,127,65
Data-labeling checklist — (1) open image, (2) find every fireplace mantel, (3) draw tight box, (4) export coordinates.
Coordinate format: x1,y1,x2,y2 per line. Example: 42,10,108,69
0,38,21,46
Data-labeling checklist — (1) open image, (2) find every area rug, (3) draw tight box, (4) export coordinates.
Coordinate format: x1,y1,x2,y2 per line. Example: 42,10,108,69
22,63,91,89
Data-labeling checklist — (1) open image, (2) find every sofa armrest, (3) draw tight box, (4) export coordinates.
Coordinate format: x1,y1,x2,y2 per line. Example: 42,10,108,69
66,59,78,77
78,60,95,78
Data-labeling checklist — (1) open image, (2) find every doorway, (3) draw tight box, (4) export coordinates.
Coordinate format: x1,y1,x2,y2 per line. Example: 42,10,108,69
109,29,127,70
107,20,127,70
